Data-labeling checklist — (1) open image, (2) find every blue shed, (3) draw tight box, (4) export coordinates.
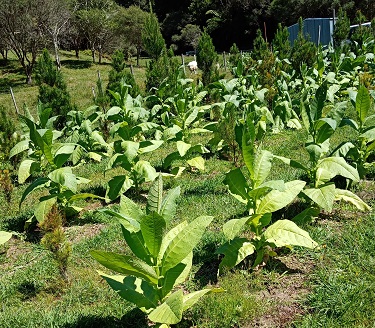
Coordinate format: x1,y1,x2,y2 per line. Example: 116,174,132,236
288,18,334,46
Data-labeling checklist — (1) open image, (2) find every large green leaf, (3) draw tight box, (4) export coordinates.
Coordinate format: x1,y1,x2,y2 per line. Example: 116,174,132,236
119,195,144,222
68,193,103,202
182,288,225,312
314,118,337,144
0,231,12,245
99,273,158,312
263,219,318,249
186,156,205,171
121,141,140,163
19,177,49,206
241,129,255,178
158,221,188,263
34,197,57,222
273,155,308,171
148,289,183,325
360,127,375,142
100,209,140,232
176,141,191,157
184,107,199,128
163,151,181,170
217,238,255,273
9,139,30,159
133,161,158,182
106,175,133,201
252,150,273,188
300,100,311,131
90,251,158,284
292,207,321,224
54,144,75,168
139,140,164,154
160,186,181,222
147,174,163,215
257,180,306,214
141,213,166,259
18,159,39,184
161,253,192,297
224,168,248,204
121,228,151,265
302,183,336,211
356,85,371,125
317,157,359,183
310,83,327,121
335,188,371,211
48,168,77,193
222,217,251,241
161,216,213,275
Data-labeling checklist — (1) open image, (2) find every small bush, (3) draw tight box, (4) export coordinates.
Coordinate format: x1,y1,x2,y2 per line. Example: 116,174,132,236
39,205,71,281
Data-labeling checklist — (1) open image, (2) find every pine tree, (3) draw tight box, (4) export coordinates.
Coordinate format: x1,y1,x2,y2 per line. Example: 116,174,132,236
333,8,350,48
197,31,217,86
107,50,140,99
272,24,291,60
35,49,75,128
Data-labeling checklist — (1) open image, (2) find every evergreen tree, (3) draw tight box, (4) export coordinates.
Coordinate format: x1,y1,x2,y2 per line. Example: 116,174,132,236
35,49,75,128
107,49,140,99
197,31,217,86
333,8,350,48
142,10,166,61
252,29,270,61
272,23,291,60
142,9,179,91
290,18,317,72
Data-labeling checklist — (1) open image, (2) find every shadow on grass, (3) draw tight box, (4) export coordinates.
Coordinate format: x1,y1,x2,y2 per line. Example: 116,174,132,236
17,281,39,301
61,59,93,69
62,308,149,328
0,210,33,233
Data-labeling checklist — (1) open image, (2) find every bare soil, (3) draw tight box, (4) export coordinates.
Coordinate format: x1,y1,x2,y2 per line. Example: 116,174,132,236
246,255,315,328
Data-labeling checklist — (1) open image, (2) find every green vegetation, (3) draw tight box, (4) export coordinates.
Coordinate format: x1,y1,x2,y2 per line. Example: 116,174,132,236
2,16,375,327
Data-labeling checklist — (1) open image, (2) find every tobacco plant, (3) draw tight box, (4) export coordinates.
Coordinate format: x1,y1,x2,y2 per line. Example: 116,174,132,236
105,139,162,201
20,167,100,225
92,175,223,327
9,105,77,183
275,84,369,212
333,85,375,178
218,118,317,272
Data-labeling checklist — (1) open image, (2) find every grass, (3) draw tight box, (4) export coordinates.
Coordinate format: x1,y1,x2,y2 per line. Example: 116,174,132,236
1,51,375,328
294,209,375,327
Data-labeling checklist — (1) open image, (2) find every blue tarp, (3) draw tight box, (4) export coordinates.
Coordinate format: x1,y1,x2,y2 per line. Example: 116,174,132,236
288,18,334,46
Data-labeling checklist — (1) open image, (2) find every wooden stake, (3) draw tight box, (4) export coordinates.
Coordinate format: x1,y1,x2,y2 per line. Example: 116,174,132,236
223,51,227,70
10,87,19,115
181,54,186,75
130,64,134,76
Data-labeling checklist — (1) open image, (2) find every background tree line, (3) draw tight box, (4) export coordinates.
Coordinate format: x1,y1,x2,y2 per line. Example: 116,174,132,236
0,0,374,84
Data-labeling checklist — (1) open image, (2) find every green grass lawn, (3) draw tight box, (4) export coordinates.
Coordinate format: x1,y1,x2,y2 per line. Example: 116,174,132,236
1,51,375,328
